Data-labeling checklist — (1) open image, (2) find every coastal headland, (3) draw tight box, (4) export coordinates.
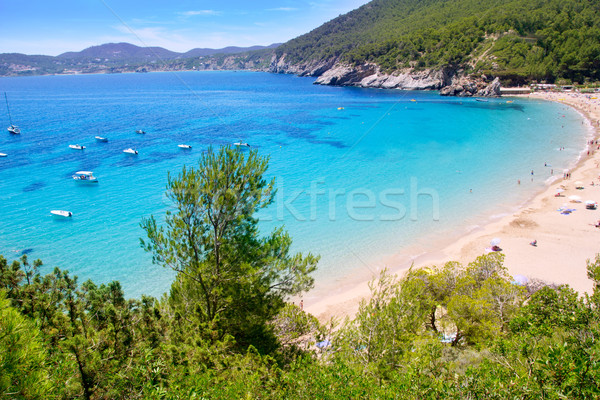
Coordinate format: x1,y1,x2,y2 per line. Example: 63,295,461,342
306,91,600,322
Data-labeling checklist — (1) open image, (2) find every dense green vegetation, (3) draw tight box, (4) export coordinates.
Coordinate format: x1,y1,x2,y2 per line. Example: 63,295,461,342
4,0,600,84
1,147,599,398
276,0,600,84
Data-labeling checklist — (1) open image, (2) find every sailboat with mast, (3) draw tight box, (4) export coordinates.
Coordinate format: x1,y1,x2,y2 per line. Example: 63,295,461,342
4,92,20,135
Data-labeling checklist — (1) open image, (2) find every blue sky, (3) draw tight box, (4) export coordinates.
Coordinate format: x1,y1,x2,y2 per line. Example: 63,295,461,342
0,0,371,56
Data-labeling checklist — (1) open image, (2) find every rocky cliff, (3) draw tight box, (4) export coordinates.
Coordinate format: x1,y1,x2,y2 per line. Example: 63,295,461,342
268,56,501,97
439,76,501,97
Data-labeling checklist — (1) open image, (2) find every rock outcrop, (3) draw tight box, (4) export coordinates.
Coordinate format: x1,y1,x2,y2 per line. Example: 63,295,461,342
269,56,502,97
313,63,453,90
270,54,339,77
439,76,501,97
476,77,501,97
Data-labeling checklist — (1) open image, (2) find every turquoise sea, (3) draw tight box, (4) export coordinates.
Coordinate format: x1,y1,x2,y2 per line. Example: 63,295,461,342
0,71,589,298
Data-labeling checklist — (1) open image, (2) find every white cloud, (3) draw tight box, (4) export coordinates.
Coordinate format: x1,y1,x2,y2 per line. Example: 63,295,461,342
180,10,220,17
267,7,299,12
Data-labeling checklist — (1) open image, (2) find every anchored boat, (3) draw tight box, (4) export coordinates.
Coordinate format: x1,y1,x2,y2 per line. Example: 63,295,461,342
72,170,98,183
4,92,20,135
51,210,73,218
123,148,138,155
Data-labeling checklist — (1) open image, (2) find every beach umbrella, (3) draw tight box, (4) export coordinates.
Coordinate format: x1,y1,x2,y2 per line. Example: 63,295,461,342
569,195,582,202
586,200,597,205
512,275,529,285
490,238,501,246
556,188,564,193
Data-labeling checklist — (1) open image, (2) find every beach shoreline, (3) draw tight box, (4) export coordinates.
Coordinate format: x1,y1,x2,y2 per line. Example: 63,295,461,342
305,91,600,322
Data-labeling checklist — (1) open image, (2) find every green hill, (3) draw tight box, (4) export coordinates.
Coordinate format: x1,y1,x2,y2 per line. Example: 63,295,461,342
3,0,599,87
274,0,600,85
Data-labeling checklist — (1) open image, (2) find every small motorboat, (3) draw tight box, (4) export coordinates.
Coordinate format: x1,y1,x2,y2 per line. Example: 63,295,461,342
475,98,489,102
69,144,86,150
178,144,192,149
135,129,146,134
51,210,73,218
123,148,138,155
0,153,6,157
95,136,108,142
233,141,250,147
72,170,98,183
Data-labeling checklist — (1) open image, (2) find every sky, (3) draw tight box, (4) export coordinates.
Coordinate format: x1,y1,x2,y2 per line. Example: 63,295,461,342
0,0,372,56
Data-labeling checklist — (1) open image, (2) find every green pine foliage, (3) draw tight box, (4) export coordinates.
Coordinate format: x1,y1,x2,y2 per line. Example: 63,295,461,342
1,148,599,398
276,0,600,84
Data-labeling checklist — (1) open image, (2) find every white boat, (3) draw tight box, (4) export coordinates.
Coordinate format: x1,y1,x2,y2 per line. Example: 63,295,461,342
233,141,250,147
95,136,108,142
51,210,73,218
5,93,20,135
178,144,192,149
0,153,6,157
135,129,146,134
69,144,86,150
72,170,98,183
123,148,138,155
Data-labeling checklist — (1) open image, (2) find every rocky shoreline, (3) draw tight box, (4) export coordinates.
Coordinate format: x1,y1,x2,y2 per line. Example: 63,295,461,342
2,49,503,97
268,56,501,97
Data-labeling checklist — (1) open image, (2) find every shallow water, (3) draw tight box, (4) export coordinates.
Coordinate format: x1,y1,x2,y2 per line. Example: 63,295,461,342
0,71,588,297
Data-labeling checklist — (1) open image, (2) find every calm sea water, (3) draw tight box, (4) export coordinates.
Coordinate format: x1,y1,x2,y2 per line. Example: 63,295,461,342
0,71,588,297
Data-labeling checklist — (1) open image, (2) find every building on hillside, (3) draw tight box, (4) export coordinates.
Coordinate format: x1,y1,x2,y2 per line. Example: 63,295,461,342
500,87,532,95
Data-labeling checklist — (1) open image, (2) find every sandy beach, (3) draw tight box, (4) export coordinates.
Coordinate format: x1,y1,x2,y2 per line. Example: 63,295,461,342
306,91,600,322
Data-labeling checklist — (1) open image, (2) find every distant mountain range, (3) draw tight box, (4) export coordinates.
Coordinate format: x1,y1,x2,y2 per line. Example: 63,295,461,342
2,0,599,94
0,42,281,76
56,42,281,61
